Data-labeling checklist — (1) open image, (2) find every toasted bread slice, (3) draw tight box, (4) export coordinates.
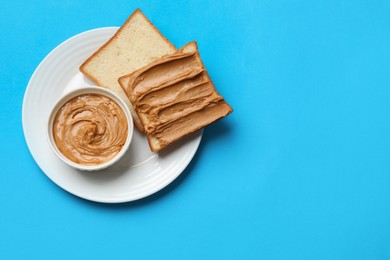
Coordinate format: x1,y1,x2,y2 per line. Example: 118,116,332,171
80,9,177,132
119,41,232,152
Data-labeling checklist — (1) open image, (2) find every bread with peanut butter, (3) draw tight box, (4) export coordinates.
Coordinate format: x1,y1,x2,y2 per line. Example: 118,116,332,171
119,41,232,152
79,9,177,132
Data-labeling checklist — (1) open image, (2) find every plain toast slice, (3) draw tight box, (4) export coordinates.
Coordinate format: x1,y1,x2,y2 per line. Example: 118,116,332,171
80,9,177,132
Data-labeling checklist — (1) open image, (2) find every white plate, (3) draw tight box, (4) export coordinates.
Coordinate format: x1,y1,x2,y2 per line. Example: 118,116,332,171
22,27,202,203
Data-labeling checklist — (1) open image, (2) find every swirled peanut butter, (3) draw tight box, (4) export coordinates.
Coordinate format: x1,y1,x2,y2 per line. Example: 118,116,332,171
53,94,128,166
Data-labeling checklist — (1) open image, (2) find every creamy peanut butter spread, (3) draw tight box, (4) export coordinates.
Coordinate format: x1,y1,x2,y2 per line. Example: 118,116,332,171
125,49,224,141
53,94,128,166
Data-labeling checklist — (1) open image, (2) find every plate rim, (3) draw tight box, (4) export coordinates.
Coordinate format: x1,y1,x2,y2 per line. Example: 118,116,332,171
22,27,202,203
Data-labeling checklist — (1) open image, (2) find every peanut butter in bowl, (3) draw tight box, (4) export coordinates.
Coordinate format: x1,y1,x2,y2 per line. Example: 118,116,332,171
47,87,133,171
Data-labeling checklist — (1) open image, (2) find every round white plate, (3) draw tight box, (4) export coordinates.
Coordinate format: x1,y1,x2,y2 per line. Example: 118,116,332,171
22,27,202,203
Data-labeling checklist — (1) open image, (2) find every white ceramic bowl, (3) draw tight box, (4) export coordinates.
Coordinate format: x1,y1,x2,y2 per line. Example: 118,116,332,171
47,86,133,171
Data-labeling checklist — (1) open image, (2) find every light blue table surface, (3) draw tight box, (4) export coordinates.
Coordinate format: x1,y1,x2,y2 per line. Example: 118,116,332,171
2,0,390,259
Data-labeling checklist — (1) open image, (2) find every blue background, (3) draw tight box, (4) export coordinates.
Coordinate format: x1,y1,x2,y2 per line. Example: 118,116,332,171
1,0,390,259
